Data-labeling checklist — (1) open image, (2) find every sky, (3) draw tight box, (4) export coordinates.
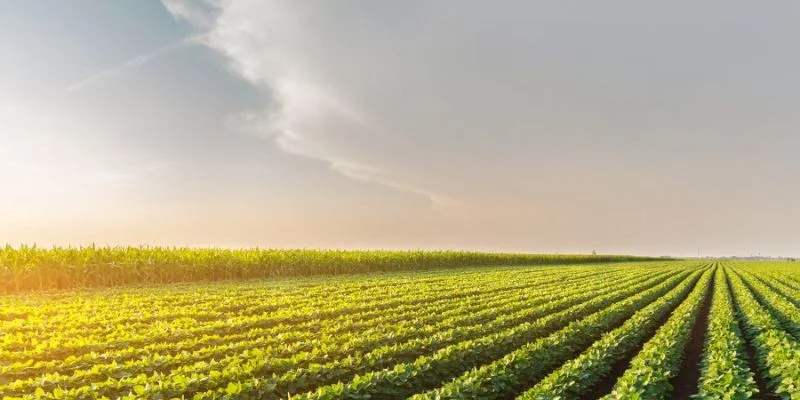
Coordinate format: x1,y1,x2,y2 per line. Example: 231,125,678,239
2,1,800,257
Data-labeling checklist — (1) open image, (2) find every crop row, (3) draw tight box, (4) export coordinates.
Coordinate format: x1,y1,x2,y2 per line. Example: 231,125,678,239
2,266,628,361
1,266,640,367
292,269,696,400
408,268,705,400
3,266,689,399
519,266,713,399
1,268,657,392
1,265,670,396
2,264,629,336
727,267,800,398
694,267,757,399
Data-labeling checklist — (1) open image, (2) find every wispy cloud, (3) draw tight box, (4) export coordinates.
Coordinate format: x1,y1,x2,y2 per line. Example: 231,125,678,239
329,160,456,208
229,104,455,209
66,36,201,92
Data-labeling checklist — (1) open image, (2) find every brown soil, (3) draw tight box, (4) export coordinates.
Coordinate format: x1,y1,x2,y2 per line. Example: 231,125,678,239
669,274,713,398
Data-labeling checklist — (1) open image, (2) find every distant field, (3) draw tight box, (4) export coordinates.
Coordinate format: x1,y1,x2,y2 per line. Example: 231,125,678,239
4,261,800,399
0,246,656,293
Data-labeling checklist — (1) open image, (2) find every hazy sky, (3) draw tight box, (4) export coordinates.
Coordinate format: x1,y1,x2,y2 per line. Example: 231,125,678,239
2,1,800,257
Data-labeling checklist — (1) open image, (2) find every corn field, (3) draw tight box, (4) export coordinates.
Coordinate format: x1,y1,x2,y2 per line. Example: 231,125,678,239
0,246,654,293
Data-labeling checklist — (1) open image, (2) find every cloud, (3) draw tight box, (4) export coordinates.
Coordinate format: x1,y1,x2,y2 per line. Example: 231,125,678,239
328,160,456,208
163,0,456,208
162,0,219,28
66,37,201,92
227,102,455,209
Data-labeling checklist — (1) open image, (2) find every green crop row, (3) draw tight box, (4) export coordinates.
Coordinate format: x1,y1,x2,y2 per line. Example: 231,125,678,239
295,269,692,400
600,266,712,399
1,266,635,368
409,268,704,400
695,267,757,399
2,268,649,394
728,268,800,399
518,266,713,400
2,266,617,346
115,269,667,399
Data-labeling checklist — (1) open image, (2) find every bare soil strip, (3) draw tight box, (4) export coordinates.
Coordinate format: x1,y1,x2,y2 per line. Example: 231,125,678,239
669,273,713,399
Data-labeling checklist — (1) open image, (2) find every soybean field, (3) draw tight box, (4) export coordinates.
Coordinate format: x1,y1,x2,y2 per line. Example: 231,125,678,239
3,260,800,399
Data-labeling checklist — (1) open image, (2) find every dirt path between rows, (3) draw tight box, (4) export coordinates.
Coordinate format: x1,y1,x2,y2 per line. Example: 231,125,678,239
669,274,713,398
